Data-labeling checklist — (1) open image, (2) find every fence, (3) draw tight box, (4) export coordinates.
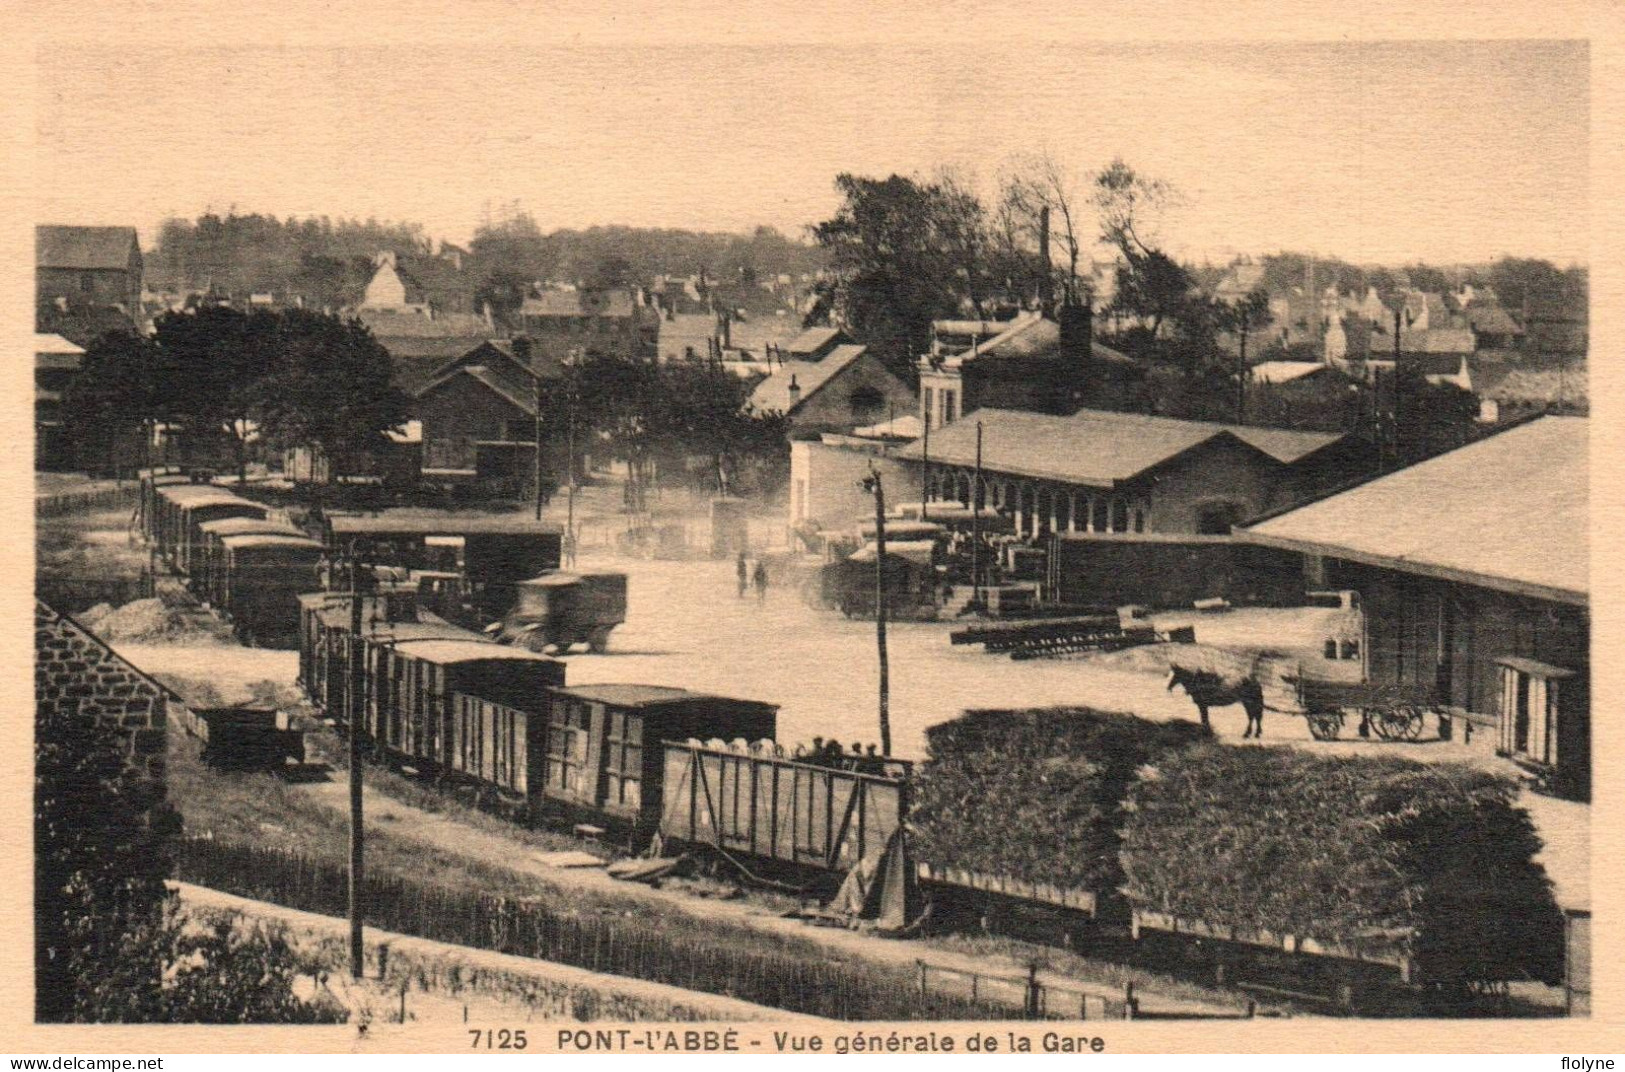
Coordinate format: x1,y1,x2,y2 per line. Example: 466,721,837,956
173,838,1012,1022
914,960,1135,1021
36,484,140,518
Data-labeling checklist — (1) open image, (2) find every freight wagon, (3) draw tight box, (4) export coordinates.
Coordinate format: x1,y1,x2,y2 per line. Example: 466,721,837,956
214,533,326,647
151,485,269,572
193,516,306,607
541,686,777,843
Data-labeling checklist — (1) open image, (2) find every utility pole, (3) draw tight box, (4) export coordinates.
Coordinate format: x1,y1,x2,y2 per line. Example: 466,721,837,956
347,543,366,980
534,360,545,522
1235,309,1249,424
971,421,983,610
863,464,892,756
565,355,577,567
920,408,930,523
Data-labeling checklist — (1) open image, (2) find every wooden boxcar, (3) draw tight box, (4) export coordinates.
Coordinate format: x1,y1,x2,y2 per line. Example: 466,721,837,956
658,740,908,875
216,533,326,647
185,704,306,770
195,516,305,606
541,686,776,841
371,639,563,772
155,486,268,572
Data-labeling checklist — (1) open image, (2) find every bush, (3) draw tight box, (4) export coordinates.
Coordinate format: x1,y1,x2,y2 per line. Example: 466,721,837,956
1119,745,1564,987
909,708,1209,893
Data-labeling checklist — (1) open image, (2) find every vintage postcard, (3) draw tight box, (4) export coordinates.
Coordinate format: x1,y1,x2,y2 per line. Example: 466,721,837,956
7,1,1621,1058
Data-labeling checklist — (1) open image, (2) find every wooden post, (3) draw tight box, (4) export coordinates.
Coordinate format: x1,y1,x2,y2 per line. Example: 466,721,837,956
917,959,927,999
1123,981,1136,1020
866,464,891,757
971,421,983,609
1025,962,1040,1019
348,545,366,980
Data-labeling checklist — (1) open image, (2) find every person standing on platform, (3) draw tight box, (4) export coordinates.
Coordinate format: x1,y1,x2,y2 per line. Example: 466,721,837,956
752,559,769,602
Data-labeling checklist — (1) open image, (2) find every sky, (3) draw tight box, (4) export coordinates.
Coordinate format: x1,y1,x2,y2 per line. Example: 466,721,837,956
34,38,1589,267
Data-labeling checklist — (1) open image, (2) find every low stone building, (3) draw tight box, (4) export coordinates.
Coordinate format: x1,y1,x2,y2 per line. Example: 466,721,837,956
747,344,914,438
35,601,169,784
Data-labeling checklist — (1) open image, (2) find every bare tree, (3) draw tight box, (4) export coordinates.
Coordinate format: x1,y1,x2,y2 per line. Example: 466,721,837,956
1001,150,1088,302
1090,156,1175,261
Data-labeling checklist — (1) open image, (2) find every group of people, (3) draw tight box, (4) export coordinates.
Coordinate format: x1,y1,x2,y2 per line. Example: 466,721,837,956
736,551,770,601
792,736,889,774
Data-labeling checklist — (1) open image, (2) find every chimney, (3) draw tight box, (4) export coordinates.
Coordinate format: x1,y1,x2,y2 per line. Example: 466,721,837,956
1037,205,1054,315
482,301,494,329
1058,295,1093,412
787,373,801,409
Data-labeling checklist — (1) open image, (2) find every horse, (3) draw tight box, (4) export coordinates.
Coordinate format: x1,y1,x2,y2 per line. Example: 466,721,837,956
1166,664,1266,738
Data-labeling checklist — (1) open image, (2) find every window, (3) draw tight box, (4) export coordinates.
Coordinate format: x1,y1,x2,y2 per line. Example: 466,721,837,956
922,387,934,429
850,385,885,421
942,389,957,424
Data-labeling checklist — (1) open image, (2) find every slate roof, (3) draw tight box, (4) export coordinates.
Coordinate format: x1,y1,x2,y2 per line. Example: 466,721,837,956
1245,416,1586,604
417,364,538,416
782,325,842,356
895,408,1341,487
356,310,492,338
747,344,870,414
37,225,139,270
940,314,1137,368
1462,300,1523,337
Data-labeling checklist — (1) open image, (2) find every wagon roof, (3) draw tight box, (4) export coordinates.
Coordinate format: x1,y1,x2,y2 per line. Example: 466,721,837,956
386,639,559,665
199,517,302,537
162,488,263,509
550,683,775,709
220,533,323,551
327,511,562,536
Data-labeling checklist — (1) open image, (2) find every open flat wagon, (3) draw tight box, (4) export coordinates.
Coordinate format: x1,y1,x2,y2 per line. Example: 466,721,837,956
1286,672,1439,742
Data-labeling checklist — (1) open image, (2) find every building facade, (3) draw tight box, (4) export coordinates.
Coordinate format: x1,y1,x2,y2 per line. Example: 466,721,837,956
1246,416,1589,799
36,225,143,330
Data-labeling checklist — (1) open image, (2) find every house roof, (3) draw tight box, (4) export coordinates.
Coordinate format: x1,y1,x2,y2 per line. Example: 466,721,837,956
944,314,1137,368
37,225,138,270
1472,363,1588,406
1368,327,1477,355
783,325,842,356
747,344,870,414
521,289,640,319
853,414,923,440
417,363,538,416
1462,300,1523,337
895,408,1342,488
1245,416,1586,605
356,310,491,338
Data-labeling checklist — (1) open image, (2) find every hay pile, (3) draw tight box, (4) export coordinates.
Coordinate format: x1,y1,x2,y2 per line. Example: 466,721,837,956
84,598,223,646
1120,746,1564,985
909,708,1208,893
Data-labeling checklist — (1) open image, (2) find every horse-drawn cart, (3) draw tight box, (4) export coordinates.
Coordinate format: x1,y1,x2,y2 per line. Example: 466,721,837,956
1286,673,1438,742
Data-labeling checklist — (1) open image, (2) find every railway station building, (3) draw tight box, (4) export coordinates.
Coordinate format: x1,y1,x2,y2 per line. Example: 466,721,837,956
1245,416,1590,800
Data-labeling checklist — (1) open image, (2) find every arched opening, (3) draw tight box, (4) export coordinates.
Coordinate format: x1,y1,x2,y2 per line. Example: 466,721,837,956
1195,500,1246,535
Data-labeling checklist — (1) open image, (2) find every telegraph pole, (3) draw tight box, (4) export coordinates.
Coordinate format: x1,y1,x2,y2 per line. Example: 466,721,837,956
971,420,984,609
920,408,930,523
865,464,892,756
347,543,366,979
534,361,545,522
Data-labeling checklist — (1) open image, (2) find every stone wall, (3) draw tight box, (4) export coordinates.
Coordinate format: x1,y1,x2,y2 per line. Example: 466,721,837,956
35,601,168,782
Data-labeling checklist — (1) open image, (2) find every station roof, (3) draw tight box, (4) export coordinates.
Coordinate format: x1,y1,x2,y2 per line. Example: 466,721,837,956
896,408,1342,488
160,487,265,509
1244,416,1587,605
387,639,558,666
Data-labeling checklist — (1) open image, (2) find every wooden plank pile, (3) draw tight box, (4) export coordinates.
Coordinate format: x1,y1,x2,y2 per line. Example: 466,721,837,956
950,613,1195,661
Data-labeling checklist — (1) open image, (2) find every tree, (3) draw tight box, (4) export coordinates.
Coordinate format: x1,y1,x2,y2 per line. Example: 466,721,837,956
60,331,158,476
251,310,413,473
585,255,639,292
811,173,986,378
148,307,273,482
1000,150,1088,303
1091,157,1174,262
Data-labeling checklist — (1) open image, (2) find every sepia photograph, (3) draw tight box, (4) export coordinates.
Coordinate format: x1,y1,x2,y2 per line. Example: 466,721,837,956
16,5,1617,1056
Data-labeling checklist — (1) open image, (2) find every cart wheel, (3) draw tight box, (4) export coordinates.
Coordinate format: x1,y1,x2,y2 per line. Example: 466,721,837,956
1307,712,1343,741
1396,705,1427,740
1367,707,1397,741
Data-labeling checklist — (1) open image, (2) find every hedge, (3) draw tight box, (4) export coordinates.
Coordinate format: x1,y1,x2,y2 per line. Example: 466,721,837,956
909,708,1209,893
1119,745,1564,986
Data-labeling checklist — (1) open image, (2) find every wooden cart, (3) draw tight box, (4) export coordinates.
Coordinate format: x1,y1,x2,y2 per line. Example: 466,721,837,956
1289,673,1438,742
